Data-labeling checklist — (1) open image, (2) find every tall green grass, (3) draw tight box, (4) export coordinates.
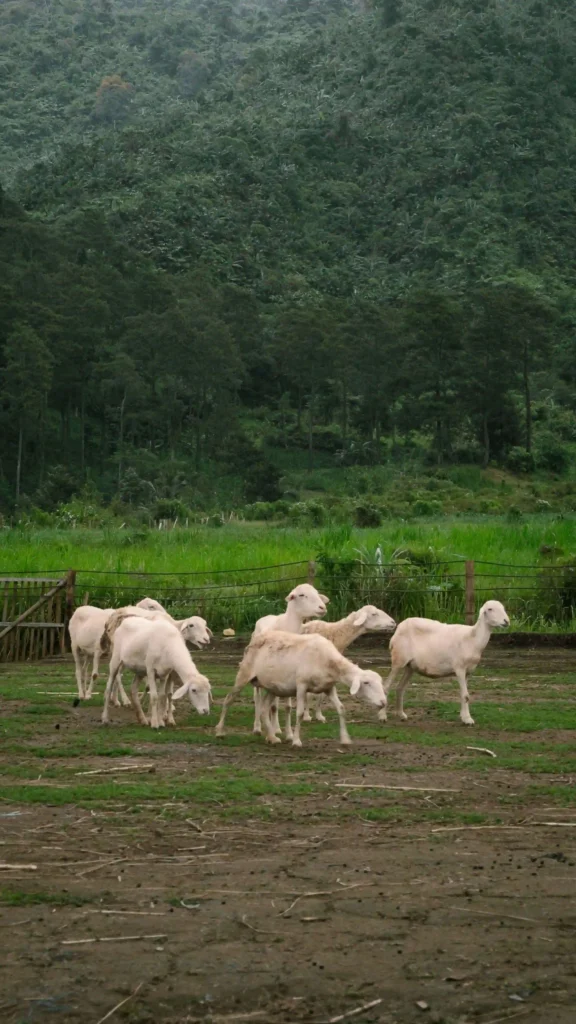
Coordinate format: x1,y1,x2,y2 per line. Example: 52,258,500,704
0,517,574,631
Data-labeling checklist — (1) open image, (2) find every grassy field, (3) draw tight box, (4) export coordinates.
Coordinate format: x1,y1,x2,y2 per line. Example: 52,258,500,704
0,647,575,1022
1,516,575,631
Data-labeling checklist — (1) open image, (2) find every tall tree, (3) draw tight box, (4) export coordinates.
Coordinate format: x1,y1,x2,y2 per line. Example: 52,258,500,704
0,324,53,502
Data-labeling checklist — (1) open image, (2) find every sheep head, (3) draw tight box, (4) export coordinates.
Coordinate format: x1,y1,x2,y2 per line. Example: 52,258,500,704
352,605,396,631
350,668,387,710
286,583,329,619
172,673,212,714
479,600,510,629
179,616,213,648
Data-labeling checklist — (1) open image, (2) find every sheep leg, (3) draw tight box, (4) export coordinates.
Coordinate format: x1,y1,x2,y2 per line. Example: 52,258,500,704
102,656,123,724
215,664,254,737
270,698,281,735
329,687,351,746
72,645,86,700
115,674,132,707
85,647,101,698
302,693,313,722
130,673,149,726
252,689,263,734
315,693,327,723
261,693,282,744
395,667,413,721
456,668,474,726
284,698,294,742
147,667,161,729
291,685,308,748
165,676,176,726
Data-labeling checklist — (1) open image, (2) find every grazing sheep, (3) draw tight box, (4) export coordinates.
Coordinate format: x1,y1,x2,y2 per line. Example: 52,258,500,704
383,600,510,726
251,583,329,734
102,617,211,729
69,606,118,701
301,605,396,722
215,630,387,747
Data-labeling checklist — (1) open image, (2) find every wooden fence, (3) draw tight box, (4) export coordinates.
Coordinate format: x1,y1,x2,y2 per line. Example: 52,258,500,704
0,573,75,663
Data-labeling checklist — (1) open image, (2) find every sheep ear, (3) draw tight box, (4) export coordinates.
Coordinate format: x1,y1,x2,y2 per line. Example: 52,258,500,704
172,682,190,701
350,677,361,696
353,610,368,627
207,627,213,638
287,593,295,602
320,594,330,604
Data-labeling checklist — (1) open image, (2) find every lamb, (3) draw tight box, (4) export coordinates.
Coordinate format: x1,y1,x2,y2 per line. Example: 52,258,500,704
301,605,396,722
102,616,211,729
251,583,329,734
383,600,510,726
215,630,387,747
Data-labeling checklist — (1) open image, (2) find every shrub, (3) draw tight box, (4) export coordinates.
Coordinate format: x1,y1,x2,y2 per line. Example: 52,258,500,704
153,498,191,521
244,459,282,503
413,499,443,517
534,432,570,474
506,447,535,473
354,502,382,528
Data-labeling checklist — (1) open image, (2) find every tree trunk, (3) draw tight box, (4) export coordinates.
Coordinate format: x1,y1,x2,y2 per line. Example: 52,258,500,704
296,387,302,437
15,422,23,503
482,410,490,468
118,391,126,489
307,398,314,471
523,341,532,453
341,382,348,444
80,390,86,475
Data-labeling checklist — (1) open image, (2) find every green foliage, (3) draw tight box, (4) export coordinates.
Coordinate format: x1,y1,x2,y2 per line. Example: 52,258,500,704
1,2,576,511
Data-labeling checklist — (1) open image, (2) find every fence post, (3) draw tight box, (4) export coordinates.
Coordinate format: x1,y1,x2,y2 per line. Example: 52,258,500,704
465,560,475,625
65,570,76,650
307,560,316,585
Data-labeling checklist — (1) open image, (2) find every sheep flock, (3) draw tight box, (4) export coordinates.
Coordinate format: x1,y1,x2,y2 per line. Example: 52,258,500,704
69,583,510,748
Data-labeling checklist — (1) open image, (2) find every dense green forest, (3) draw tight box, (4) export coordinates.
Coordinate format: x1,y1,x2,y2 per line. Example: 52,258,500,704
1,0,576,521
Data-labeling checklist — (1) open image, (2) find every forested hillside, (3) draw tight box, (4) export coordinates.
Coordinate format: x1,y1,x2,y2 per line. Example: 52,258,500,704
1,0,576,519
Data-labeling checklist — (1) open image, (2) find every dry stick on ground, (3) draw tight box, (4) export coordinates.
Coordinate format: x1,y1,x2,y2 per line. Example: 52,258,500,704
335,783,461,793
76,858,127,877
280,881,375,918
0,863,37,870
62,934,167,946
448,906,540,925
431,825,528,834
75,765,155,777
466,746,497,757
238,914,283,936
313,998,384,1024
94,982,143,1024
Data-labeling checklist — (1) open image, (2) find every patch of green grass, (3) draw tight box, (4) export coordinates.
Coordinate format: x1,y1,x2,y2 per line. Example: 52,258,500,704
527,784,576,805
0,771,317,807
430,701,576,732
0,889,96,907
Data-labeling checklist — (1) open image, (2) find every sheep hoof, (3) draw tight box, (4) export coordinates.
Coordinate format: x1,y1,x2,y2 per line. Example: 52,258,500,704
399,712,408,721
302,712,312,722
215,728,225,738
378,710,388,723
315,713,327,724
266,735,282,744
291,739,303,748
462,717,475,726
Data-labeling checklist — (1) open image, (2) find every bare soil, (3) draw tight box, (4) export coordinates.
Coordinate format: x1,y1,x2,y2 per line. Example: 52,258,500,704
0,647,575,1024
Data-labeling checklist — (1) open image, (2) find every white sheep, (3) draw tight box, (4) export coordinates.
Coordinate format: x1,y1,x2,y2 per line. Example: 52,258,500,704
102,616,211,729
215,630,387,747
250,583,329,734
69,606,119,701
301,605,396,722
104,608,212,710
383,600,510,726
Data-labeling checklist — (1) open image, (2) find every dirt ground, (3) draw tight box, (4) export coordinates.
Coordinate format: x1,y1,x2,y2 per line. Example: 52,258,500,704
0,645,575,1024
